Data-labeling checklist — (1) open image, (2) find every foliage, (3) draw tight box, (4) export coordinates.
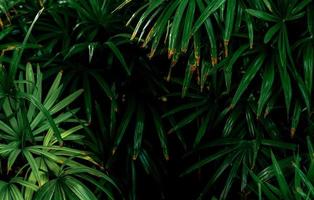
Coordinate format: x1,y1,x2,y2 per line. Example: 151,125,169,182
1,0,314,199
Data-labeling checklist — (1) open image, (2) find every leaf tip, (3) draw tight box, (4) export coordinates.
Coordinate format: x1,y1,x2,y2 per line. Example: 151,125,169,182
168,49,174,59
112,147,117,155
290,128,296,138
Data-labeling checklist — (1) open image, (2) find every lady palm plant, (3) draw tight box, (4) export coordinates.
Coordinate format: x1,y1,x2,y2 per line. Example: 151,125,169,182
0,4,121,198
3,0,314,199
0,63,120,200
120,0,314,199
250,137,314,200
122,0,313,118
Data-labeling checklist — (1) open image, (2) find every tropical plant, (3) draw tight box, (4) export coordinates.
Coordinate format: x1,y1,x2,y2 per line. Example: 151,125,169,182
250,137,314,200
0,63,120,199
2,0,314,199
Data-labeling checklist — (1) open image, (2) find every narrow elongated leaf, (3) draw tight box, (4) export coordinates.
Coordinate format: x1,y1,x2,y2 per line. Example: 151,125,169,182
181,0,195,52
246,9,279,22
220,154,243,199
223,107,241,136
291,0,311,15
147,1,180,58
257,61,275,117
105,41,131,75
224,45,249,92
249,170,279,200
264,23,281,43
163,99,207,118
168,105,208,134
131,0,164,40
196,0,218,64
64,176,98,200
223,0,237,55
89,71,114,100
133,107,145,160
230,54,265,108
23,150,42,185
277,51,292,115
9,8,44,81
293,162,314,196
244,11,254,48
181,145,240,176
83,75,92,123
291,101,301,138
7,149,21,172
182,53,196,97
168,0,188,56
50,89,83,114
304,46,313,94
150,107,169,160
270,151,292,199
193,111,212,147
112,97,135,154
192,0,227,33
17,92,63,144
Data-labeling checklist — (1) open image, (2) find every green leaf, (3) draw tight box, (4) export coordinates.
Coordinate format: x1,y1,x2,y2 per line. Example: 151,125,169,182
245,106,256,137
249,169,279,200
307,3,314,35
196,0,218,64
291,101,301,138
133,107,145,160
78,174,115,200
33,179,57,200
277,54,292,115
182,53,197,97
7,149,21,172
193,111,212,147
168,105,208,134
262,0,275,12
105,41,131,75
150,106,169,160
270,151,292,199
303,46,313,95
223,107,241,137
44,71,62,106
50,89,83,114
162,99,207,118
83,75,92,123
89,71,114,100
230,54,265,108
9,8,44,82
181,0,196,52
23,150,41,185
246,9,279,22
291,0,311,15
192,0,227,33
181,144,240,176
147,1,180,58
11,177,39,191
0,26,14,40
112,97,135,154
168,0,189,55
223,0,237,54
293,162,314,196
17,92,63,144
264,23,281,43
224,45,249,92
257,60,275,117
220,154,243,199
64,176,98,200
244,11,254,48
131,0,164,40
